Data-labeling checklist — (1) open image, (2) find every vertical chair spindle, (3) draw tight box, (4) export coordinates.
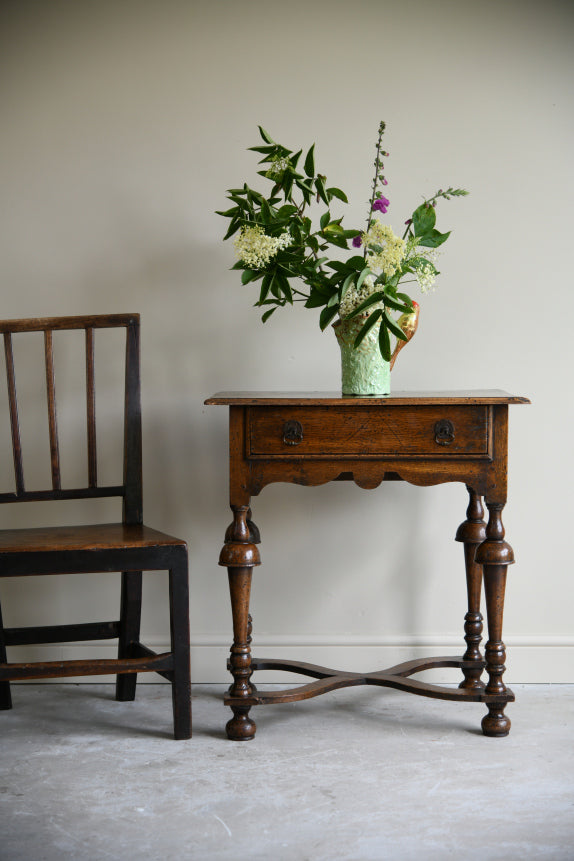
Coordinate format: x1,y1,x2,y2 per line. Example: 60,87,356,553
44,330,61,491
3,333,25,496
85,327,97,488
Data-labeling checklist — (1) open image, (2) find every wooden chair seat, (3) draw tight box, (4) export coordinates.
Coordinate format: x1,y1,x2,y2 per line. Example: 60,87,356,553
0,523,186,555
0,314,191,739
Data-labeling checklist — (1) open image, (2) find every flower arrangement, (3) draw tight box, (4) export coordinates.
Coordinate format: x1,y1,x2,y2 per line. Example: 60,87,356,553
218,121,467,361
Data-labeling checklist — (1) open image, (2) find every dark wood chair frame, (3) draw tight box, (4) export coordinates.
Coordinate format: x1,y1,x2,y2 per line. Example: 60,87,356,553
0,314,191,739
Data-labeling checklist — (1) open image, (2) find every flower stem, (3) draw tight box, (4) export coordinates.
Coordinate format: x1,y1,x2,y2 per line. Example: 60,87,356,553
365,121,387,242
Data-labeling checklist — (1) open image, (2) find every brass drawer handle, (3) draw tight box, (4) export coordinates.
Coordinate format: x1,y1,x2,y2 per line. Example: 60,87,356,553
283,420,304,446
434,419,455,446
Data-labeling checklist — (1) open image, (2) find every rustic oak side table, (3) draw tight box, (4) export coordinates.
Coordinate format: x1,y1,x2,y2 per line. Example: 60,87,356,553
205,390,529,741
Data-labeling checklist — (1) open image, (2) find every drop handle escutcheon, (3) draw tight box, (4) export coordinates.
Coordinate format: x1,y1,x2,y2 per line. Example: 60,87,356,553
434,419,455,446
282,420,304,446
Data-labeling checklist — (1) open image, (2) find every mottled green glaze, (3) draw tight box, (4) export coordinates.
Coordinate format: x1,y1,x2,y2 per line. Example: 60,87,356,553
333,315,390,396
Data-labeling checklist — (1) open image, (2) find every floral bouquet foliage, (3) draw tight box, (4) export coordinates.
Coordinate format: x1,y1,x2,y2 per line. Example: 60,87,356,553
217,122,467,361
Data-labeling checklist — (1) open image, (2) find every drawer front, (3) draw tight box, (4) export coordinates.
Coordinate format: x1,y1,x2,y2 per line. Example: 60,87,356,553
247,405,490,458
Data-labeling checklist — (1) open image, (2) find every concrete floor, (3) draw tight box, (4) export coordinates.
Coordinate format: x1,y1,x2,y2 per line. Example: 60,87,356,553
0,684,572,861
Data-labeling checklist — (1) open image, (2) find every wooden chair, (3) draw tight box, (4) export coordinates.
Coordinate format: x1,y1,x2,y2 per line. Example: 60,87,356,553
0,314,191,739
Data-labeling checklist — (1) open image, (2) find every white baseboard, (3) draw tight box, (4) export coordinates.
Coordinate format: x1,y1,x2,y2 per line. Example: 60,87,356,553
7,634,574,684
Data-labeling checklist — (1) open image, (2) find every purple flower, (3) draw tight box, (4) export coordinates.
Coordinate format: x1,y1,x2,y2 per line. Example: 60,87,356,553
372,196,390,214
352,235,363,248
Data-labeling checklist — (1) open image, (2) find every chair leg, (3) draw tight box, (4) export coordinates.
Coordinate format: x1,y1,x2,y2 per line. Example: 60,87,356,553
169,555,191,740
116,571,142,702
0,597,12,710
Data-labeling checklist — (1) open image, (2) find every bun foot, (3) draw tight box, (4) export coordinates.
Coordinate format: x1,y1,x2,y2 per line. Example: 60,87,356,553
482,706,511,737
226,706,256,741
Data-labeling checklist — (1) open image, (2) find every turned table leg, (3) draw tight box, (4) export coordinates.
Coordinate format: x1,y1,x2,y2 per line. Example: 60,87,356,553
455,486,486,691
220,505,260,741
475,501,514,737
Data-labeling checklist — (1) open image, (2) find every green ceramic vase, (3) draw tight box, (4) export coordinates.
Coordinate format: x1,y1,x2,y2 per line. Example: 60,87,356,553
333,315,390,396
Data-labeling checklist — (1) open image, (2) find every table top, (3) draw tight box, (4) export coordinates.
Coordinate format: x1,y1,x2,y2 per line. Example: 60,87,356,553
205,390,530,406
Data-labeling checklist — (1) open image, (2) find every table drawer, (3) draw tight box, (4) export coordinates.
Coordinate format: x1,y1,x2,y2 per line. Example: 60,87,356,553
247,405,490,458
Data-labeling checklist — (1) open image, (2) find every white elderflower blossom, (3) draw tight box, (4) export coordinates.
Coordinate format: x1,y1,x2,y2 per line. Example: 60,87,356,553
234,224,291,269
363,220,406,278
406,244,440,293
414,257,438,292
265,155,291,180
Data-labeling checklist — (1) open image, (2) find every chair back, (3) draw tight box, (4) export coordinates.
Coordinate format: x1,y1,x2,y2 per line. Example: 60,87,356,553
0,314,142,524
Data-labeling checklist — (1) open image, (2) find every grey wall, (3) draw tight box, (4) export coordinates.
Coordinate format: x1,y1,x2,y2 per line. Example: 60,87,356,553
1,0,572,682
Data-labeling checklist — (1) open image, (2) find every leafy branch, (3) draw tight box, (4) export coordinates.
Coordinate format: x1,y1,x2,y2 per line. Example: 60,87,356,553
217,124,468,361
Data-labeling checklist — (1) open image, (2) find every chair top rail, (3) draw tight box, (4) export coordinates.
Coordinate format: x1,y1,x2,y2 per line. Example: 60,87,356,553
0,314,139,334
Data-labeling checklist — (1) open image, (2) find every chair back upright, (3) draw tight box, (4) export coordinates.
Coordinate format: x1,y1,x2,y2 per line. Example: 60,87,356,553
0,314,142,525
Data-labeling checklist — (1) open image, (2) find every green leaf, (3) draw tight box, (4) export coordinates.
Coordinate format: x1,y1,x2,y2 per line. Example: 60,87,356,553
354,310,382,348
327,187,348,203
261,307,277,323
259,273,272,304
258,126,275,144
260,197,272,224
417,229,451,248
305,289,329,309
277,271,293,303
228,194,250,208
269,272,282,299
347,255,366,270
278,204,298,218
249,188,265,205
290,150,302,169
346,290,385,319
296,178,315,195
216,206,240,217
319,304,340,330
412,203,436,236
384,311,408,341
396,292,414,305
320,210,331,231
283,173,294,199
323,222,344,235
379,318,391,361
241,269,257,285
314,279,336,295
326,290,339,308
325,235,349,249
315,175,328,205
339,272,355,301
355,266,372,292
223,220,242,240
383,294,413,314
248,144,276,154
304,144,315,178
